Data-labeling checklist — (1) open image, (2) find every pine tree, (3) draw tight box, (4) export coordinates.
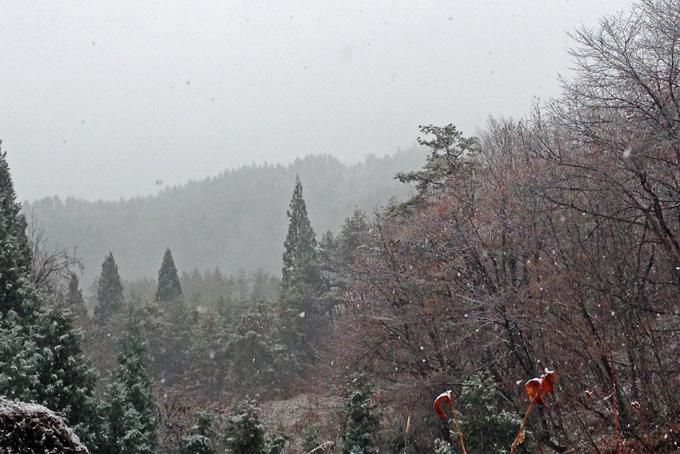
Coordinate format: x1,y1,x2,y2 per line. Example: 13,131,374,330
395,124,479,195
0,147,34,318
104,314,157,454
223,400,266,454
95,252,124,321
180,411,216,454
156,248,183,304
342,374,379,454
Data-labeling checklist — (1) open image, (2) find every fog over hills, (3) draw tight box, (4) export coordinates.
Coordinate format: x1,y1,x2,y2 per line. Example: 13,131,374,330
24,150,423,287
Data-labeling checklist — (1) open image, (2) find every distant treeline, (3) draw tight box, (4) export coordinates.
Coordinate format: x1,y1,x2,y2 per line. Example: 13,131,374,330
24,151,423,287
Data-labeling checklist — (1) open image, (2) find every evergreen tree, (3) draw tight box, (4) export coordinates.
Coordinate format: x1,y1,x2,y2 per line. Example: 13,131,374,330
32,306,103,451
66,272,88,320
279,176,324,359
396,124,478,194
342,374,379,454
223,306,287,392
0,313,40,403
95,252,124,321
180,411,216,454
337,208,371,266
266,432,287,454
0,147,34,318
0,149,103,451
223,399,266,454
320,209,372,318
458,371,526,454
281,176,318,290
156,248,183,304
104,314,157,454
0,148,38,411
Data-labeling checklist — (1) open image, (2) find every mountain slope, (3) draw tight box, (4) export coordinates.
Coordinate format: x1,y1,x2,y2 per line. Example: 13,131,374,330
25,151,422,287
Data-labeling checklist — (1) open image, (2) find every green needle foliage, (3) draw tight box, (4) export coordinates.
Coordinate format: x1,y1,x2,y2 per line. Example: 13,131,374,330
95,252,124,322
156,248,183,304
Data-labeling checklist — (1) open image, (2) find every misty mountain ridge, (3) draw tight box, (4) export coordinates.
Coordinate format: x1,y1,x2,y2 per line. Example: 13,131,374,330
24,150,423,287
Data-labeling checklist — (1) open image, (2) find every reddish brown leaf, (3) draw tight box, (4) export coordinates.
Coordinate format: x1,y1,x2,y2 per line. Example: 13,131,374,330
434,390,453,420
541,370,557,395
524,378,543,404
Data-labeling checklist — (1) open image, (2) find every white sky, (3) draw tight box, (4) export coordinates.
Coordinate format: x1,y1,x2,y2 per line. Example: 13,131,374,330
1,0,632,201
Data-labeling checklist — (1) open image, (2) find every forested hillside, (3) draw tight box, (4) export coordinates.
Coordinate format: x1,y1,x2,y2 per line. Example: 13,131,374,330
24,151,423,286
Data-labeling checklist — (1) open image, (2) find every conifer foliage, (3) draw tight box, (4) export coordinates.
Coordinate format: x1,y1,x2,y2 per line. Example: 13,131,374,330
0,148,102,452
0,148,34,318
281,176,318,290
156,248,183,304
95,252,124,321
66,272,88,320
104,314,157,454
180,411,216,454
279,176,324,358
342,374,379,454
223,399,266,454
459,372,525,454
32,306,103,450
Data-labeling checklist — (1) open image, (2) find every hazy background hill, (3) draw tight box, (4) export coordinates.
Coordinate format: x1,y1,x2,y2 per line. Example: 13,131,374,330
24,150,423,287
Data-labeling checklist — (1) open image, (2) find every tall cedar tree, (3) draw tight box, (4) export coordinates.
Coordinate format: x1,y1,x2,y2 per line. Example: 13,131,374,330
0,148,102,451
281,176,318,289
0,148,34,318
95,252,124,321
0,146,38,405
156,248,183,303
279,176,322,358
104,314,157,454
148,249,187,386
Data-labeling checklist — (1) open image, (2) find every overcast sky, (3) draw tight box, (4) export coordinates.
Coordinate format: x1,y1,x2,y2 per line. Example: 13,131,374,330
2,0,631,202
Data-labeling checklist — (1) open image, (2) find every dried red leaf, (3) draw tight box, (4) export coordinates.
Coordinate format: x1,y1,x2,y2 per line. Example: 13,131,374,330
434,390,453,420
524,378,543,404
541,370,557,395
523,369,557,404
